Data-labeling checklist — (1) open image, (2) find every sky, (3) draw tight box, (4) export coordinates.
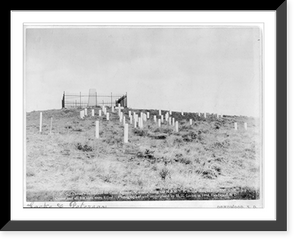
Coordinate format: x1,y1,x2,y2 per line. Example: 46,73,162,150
25,26,262,117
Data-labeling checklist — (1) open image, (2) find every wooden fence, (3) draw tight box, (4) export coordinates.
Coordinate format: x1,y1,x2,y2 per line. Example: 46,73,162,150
61,92,127,109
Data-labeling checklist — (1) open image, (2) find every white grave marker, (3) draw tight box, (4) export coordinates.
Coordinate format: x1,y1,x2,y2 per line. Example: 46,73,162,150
204,113,207,118
159,110,161,116
169,117,172,125
244,122,247,130
92,109,94,117
154,115,157,123
39,112,42,133
175,121,179,132
99,109,102,117
106,113,109,121
147,112,149,119
158,119,161,127
95,121,99,138
129,115,132,124
124,123,128,143
84,108,87,116
140,116,143,128
234,122,238,130
190,119,192,125
139,117,143,129
161,115,164,123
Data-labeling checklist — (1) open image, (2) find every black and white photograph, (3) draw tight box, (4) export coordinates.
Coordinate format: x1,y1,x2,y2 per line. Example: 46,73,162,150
24,25,263,207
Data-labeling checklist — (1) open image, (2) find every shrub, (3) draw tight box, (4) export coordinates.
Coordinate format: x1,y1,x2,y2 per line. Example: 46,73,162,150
137,149,155,159
202,169,218,179
211,164,222,175
181,131,198,142
180,157,192,165
76,143,93,152
161,127,173,134
132,128,148,137
173,137,183,144
159,168,170,180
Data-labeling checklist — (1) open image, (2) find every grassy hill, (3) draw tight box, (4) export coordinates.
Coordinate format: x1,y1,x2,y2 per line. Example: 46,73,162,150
26,107,261,202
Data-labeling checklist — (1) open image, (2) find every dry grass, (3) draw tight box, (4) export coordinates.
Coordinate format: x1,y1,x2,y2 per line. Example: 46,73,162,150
26,108,261,201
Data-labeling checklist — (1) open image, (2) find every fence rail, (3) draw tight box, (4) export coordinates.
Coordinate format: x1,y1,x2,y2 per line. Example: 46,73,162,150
62,91,127,109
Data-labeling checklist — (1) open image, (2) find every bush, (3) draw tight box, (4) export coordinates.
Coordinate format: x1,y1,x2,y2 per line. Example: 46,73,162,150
137,149,155,159
181,131,198,142
76,143,93,152
132,128,148,137
202,169,218,179
159,168,170,180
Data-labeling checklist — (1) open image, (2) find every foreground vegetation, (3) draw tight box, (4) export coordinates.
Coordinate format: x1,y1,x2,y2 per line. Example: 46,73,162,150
26,108,261,202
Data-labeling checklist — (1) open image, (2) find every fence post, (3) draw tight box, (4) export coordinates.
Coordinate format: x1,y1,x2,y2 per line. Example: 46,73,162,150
62,92,65,108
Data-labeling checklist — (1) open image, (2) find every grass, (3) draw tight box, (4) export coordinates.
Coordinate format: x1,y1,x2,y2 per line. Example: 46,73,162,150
26,107,261,202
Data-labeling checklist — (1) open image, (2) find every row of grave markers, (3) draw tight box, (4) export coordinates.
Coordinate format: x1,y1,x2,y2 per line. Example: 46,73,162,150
38,109,247,139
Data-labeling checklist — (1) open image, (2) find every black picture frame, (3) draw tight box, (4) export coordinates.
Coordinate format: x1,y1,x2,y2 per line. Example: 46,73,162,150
3,2,287,231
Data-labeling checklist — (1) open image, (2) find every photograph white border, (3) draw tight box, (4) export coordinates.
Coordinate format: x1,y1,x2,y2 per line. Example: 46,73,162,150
11,10,276,221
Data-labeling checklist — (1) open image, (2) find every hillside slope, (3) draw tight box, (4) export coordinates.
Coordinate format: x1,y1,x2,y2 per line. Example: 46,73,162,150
26,108,261,202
